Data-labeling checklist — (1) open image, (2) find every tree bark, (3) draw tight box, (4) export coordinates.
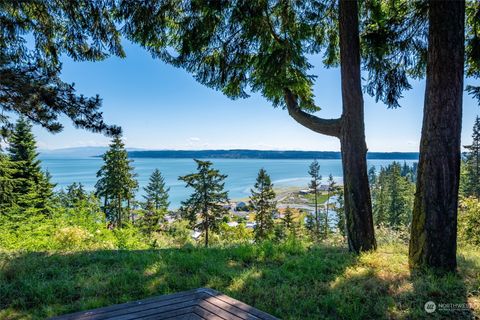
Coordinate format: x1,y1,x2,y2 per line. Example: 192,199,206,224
284,90,341,138
283,0,376,253
204,218,209,247
338,0,376,252
117,195,122,228
204,206,209,247
409,0,465,272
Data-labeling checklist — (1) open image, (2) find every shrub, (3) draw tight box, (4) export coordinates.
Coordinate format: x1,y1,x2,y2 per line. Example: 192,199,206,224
458,197,480,246
375,224,410,246
0,212,58,251
0,208,146,251
166,220,194,247
113,224,148,249
217,223,254,245
54,226,91,250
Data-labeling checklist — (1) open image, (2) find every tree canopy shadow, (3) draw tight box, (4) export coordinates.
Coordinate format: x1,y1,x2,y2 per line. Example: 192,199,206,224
0,243,477,319
0,243,355,319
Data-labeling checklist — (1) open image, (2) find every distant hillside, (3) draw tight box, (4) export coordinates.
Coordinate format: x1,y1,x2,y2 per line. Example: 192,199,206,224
127,149,419,160
39,147,143,158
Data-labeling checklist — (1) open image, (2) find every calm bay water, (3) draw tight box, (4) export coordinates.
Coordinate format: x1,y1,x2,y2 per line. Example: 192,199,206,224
39,157,416,208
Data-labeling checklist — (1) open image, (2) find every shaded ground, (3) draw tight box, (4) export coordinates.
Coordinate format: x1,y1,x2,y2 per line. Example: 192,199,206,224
0,242,478,319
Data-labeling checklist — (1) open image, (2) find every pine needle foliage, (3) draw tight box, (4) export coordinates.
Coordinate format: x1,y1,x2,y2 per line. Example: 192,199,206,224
0,1,124,136
463,116,480,198
143,169,170,211
179,159,229,247
250,168,276,242
308,159,322,237
95,134,138,228
7,117,54,216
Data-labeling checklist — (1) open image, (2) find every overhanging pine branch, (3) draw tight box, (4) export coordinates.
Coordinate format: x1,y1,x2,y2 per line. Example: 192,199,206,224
284,89,342,138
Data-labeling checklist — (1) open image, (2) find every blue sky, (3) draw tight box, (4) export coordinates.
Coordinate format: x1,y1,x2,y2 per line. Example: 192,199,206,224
34,41,479,152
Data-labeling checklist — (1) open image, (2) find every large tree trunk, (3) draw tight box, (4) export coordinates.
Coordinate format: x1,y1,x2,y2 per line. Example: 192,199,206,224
338,0,376,252
409,0,465,272
284,0,376,253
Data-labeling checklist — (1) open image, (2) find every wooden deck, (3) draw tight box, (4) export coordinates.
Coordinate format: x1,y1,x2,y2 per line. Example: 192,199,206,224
51,288,279,320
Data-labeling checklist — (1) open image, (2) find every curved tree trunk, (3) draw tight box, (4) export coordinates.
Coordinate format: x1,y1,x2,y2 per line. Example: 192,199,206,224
284,0,376,253
409,0,465,272
338,0,376,253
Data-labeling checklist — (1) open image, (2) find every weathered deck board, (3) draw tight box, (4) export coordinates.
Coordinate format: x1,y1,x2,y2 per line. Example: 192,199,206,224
51,288,279,320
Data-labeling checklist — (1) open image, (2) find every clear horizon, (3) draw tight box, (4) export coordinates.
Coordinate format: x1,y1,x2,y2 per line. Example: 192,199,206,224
31,40,479,152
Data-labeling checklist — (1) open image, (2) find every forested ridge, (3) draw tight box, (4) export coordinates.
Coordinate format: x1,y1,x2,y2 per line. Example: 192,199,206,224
126,150,420,160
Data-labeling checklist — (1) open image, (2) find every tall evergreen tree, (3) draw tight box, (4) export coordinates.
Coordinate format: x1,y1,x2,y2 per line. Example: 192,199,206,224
368,166,377,186
57,182,101,221
95,134,138,228
386,163,413,228
0,151,16,212
308,159,322,237
372,168,389,226
143,169,170,211
36,171,56,216
121,0,441,252
366,0,478,271
400,161,418,183
463,116,480,198
8,117,54,214
361,0,478,270
465,1,480,105
282,206,296,238
59,182,88,209
141,200,164,235
66,183,88,207
410,1,466,272
335,188,346,237
371,163,414,228
250,168,276,242
325,174,336,237
8,117,43,194
179,159,229,247
141,169,170,235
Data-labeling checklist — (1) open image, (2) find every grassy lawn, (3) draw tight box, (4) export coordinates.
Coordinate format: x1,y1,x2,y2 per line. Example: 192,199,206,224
1,242,479,319
305,193,330,205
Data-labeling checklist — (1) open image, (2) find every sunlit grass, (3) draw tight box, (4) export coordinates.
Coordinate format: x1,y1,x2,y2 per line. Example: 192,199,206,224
0,242,478,319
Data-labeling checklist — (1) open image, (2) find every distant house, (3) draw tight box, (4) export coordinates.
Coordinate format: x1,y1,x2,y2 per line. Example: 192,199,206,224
319,185,330,191
164,214,175,223
235,201,249,211
245,221,256,229
192,231,202,239
300,185,330,194
227,221,238,227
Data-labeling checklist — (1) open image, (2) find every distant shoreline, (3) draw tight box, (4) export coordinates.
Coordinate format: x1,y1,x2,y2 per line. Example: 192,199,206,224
126,149,419,160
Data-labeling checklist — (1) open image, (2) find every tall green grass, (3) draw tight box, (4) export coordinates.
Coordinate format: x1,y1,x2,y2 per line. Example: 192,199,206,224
1,241,478,319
